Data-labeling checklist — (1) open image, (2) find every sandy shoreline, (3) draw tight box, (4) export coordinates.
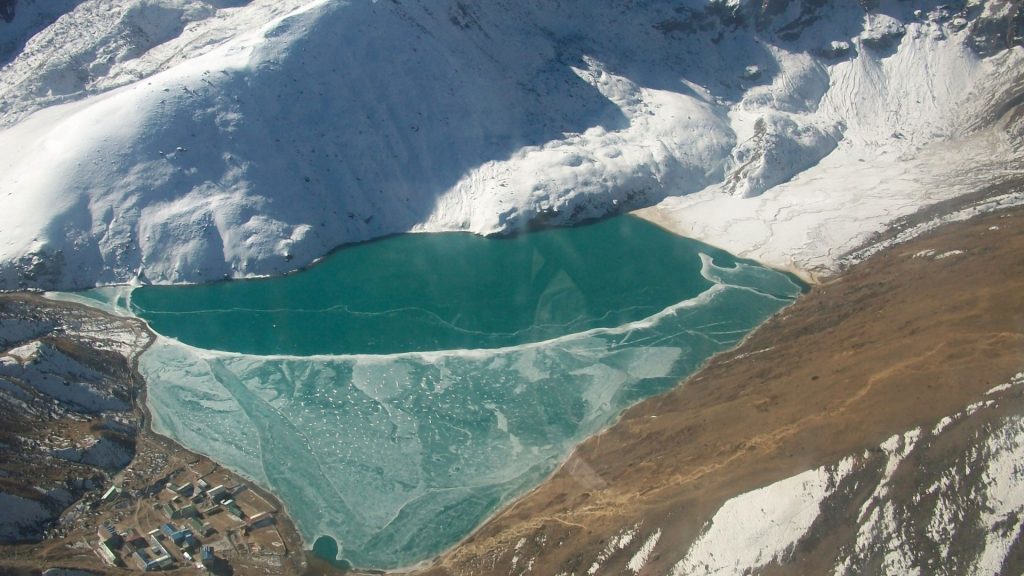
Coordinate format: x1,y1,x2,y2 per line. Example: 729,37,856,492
632,205,820,285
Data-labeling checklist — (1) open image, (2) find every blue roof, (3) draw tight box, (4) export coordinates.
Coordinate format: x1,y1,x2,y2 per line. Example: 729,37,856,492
164,527,192,544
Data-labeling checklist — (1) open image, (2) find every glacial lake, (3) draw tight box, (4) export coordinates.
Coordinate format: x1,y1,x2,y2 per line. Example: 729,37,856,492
70,216,804,569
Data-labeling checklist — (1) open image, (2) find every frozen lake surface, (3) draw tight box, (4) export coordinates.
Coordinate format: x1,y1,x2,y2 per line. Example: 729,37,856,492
72,216,803,568
129,216,759,355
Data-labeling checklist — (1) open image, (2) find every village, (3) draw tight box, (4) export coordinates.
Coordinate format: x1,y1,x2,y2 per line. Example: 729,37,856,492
0,293,307,576
85,439,297,575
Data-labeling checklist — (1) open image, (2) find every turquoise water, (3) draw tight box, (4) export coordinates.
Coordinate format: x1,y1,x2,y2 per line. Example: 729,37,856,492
129,217,746,355
74,216,804,569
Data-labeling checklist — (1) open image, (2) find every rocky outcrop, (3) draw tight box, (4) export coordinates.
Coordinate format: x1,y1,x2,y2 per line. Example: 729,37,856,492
968,0,1024,56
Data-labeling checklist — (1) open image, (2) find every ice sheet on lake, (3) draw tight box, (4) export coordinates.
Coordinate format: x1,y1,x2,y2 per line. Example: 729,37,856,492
136,257,801,568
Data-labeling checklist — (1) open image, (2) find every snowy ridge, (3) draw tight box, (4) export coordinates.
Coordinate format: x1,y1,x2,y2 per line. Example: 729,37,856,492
0,0,1021,289
675,395,1024,576
0,0,310,125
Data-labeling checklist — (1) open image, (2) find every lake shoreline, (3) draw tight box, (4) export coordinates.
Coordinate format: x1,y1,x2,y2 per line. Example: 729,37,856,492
3,178,1021,575
132,338,311,575
128,215,802,569
0,292,310,575
400,181,1024,575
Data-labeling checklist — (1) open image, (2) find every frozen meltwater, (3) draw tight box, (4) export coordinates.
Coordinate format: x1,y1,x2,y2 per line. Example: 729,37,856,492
75,217,803,568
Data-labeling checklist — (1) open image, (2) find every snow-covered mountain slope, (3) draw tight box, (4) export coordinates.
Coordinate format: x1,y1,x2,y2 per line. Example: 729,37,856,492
0,0,1021,289
550,373,1024,576
679,376,1024,576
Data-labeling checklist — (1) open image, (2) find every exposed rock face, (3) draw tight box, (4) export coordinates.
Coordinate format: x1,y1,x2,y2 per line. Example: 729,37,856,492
968,0,1024,56
0,294,150,542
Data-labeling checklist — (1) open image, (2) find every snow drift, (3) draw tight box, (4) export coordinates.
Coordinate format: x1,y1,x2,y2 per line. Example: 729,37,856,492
0,0,1021,289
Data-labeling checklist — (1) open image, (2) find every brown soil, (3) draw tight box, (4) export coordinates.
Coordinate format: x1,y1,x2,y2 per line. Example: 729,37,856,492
404,203,1024,576
0,294,308,576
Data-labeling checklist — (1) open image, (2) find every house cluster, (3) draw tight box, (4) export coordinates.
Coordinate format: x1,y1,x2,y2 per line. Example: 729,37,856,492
92,475,277,571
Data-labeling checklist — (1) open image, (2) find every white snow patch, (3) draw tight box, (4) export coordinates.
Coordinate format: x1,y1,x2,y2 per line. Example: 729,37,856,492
661,376,1024,576
931,415,956,436
587,523,639,575
972,415,1024,574
627,529,661,574
965,400,996,416
986,382,1014,396
857,429,921,522
5,340,43,363
837,429,922,576
672,458,854,576
923,472,960,560
842,189,1024,269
